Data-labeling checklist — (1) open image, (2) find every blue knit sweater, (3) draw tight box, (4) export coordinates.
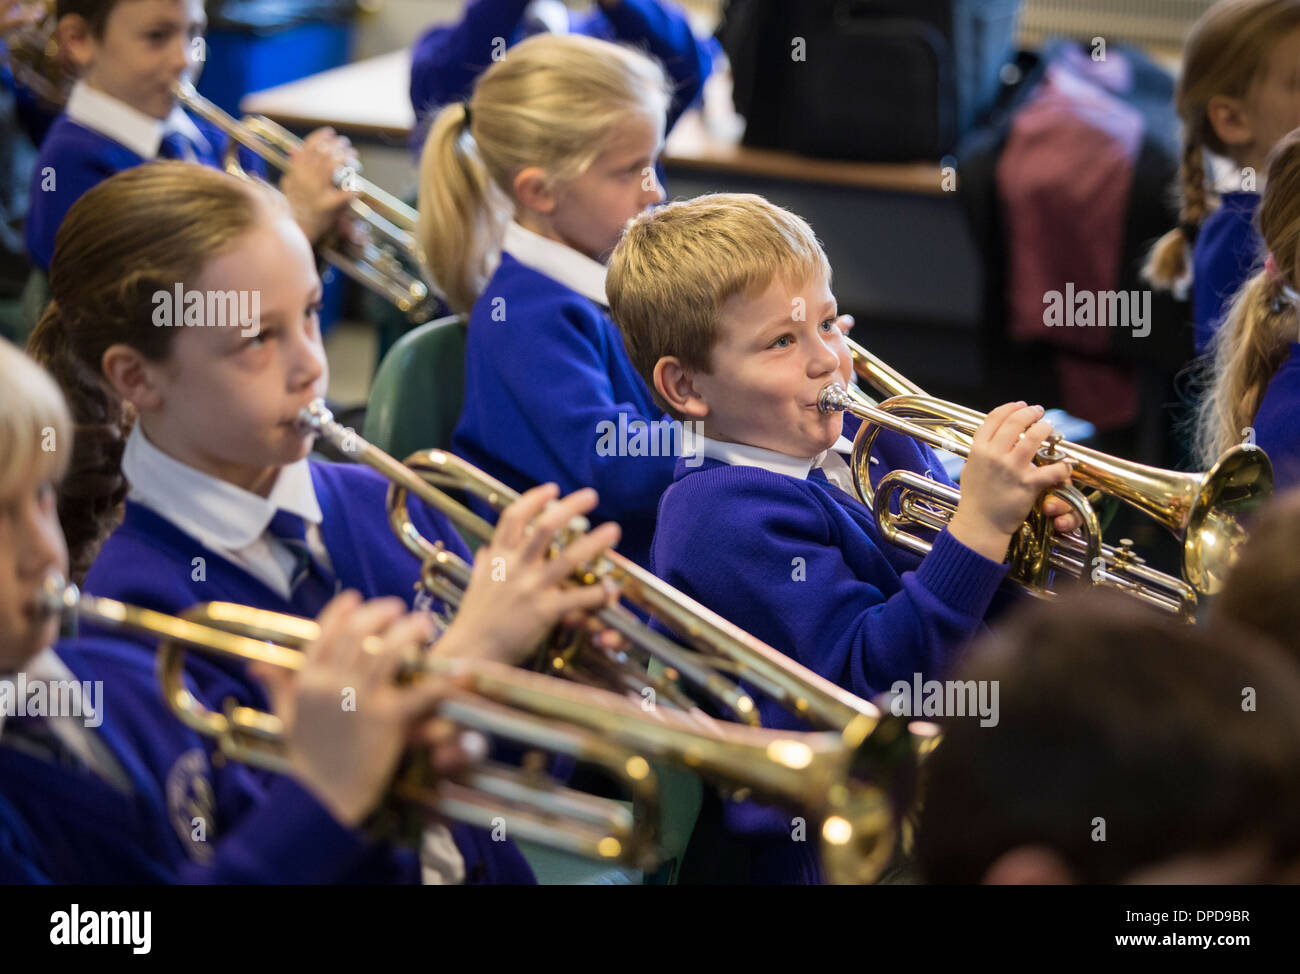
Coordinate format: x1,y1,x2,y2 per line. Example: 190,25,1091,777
452,252,675,568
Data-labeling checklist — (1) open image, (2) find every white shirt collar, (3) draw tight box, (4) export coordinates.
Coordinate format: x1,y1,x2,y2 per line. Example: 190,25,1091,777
0,648,79,733
502,220,609,307
695,432,854,479
122,422,322,553
64,80,207,160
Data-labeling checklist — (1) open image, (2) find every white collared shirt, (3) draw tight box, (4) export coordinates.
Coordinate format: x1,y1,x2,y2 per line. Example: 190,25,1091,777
121,423,333,600
695,432,859,497
0,648,131,791
64,80,210,161
500,220,609,307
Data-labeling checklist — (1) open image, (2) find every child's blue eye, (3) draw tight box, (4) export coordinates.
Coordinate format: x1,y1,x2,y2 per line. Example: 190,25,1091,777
820,317,837,332
771,334,792,348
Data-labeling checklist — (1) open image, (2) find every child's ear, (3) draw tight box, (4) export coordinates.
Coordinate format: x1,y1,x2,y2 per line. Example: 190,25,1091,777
513,167,556,215
101,344,165,413
1206,95,1255,154
654,356,708,420
57,14,97,73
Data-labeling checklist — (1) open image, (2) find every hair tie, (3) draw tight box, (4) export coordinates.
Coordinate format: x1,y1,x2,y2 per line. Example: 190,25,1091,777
461,101,473,130
1265,252,1300,312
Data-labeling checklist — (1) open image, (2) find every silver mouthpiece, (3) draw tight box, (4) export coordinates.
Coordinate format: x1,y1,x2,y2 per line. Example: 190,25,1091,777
818,383,851,414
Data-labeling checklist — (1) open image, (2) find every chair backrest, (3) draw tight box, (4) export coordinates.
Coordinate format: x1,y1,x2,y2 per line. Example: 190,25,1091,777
363,313,468,458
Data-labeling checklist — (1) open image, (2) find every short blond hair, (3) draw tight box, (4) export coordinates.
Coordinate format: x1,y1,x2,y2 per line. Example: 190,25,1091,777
0,337,71,499
607,193,831,418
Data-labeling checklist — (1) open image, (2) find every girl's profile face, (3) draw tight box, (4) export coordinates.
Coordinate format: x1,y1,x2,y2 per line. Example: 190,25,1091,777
0,473,67,670
549,112,666,263
1241,26,1300,169
140,201,330,495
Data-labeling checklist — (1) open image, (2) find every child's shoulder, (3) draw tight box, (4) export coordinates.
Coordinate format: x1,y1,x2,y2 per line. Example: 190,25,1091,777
1196,192,1262,259
659,460,833,534
37,114,142,170
475,254,607,324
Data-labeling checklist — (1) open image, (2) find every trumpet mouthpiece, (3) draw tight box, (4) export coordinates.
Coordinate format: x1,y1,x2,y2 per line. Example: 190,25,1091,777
297,398,334,434
34,570,75,619
818,383,850,413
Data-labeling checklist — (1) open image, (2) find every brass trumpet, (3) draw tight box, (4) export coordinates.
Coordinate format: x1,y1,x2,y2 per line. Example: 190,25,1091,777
172,81,438,322
40,574,933,883
827,339,1274,616
298,400,878,733
1,1,70,110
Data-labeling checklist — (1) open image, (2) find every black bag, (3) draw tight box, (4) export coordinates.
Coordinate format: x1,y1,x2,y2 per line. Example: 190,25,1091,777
718,0,1022,162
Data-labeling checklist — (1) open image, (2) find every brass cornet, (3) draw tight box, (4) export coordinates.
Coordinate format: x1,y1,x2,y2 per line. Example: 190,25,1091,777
1,1,70,110
172,81,438,322
297,399,879,733
826,339,1274,617
40,574,932,883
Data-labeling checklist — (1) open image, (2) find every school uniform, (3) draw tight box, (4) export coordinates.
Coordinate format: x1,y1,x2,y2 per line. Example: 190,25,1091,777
451,222,675,569
1193,190,1263,355
24,80,262,273
1252,341,1300,491
653,422,1005,883
72,424,535,884
0,643,422,883
409,0,712,146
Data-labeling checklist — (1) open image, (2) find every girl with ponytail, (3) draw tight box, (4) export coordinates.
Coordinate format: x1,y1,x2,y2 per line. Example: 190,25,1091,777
1143,0,1300,353
21,161,624,884
421,33,675,570
1197,128,1300,489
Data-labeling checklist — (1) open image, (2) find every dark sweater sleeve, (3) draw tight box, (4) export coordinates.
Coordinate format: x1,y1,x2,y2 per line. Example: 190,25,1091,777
588,0,712,129
409,0,532,121
655,469,1006,701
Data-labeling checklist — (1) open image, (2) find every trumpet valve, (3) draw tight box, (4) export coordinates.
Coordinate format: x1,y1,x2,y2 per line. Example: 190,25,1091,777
1111,538,1144,568
1035,431,1066,465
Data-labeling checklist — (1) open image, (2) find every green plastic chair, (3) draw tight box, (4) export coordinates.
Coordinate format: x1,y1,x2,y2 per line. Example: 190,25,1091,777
363,312,469,458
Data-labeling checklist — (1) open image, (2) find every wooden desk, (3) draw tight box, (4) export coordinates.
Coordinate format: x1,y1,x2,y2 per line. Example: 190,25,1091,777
240,51,947,194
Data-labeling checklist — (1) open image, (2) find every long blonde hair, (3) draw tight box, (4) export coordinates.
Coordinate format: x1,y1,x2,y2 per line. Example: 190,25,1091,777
1195,129,1300,465
25,162,274,581
416,33,670,313
1144,0,1300,291
0,338,72,499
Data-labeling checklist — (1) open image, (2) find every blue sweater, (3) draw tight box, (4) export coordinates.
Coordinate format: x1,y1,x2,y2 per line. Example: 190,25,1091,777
408,0,711,151
24,113,259,273
72,460,534,884
1253,341,1300,492
0,638,430,884
1194,191,1263,355
452,252,675,569
651,429,1007,883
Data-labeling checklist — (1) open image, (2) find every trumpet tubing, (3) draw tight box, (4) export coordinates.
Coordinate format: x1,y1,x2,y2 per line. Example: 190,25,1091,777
172,82,438,321
298,400,878,732
41,576,932,883
829,340,1274,608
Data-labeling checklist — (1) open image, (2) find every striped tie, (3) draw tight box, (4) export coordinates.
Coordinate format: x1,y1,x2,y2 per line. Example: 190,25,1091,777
266,510,339,617
1,714,92,775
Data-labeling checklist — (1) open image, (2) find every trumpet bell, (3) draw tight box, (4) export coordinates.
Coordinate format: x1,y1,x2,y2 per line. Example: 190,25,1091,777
1186,445,1274,595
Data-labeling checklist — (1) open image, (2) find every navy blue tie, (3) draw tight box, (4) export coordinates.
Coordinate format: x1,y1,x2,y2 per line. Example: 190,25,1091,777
266,510,338,616
158,131,193,161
